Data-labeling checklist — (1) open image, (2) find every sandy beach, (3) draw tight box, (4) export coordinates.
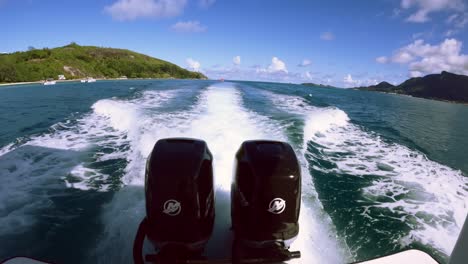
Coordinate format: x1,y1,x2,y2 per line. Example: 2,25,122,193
0,78,134,87
0,79,86,87
0,77,206,87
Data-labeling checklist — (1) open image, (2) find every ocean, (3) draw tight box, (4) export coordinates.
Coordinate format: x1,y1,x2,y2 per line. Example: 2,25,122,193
0,80,466,263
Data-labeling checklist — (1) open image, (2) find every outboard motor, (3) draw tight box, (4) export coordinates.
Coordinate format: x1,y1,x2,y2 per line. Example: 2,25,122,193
231,140,301,262
133,138,215,264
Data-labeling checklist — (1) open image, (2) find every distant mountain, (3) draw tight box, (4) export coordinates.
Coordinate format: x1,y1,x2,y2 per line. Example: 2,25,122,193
302,82,338,89
355,81,395,91
355,71,468,103
0,43,206,83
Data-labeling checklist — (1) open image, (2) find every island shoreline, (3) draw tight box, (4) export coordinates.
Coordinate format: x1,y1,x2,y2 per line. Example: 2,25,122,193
357,89,468,106
0,77,209,87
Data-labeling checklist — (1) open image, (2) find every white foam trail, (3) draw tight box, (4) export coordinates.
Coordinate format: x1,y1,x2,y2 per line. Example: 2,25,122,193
92,90,203,262
306,111,467,254
265,92,353,262
187,86,286,259
0,143,15,157
92,99,137,131
0,89,180,251
188,88,280,190
0,145,78,239
269,92,468,256
0,90,177,192
64,164,111,191
93,85,278,262
94,84,347,263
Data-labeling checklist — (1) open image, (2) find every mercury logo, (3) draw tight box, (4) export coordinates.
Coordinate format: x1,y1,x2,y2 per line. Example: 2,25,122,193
268,198,286,214
163,199,181,216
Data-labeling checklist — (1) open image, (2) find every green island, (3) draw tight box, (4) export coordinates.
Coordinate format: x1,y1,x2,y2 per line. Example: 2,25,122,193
354,71,468,103
0,43,206,83
301,82,338,89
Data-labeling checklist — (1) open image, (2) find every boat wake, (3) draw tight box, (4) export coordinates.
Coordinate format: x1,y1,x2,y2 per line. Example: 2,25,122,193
265,92,468,260
91,83,348,263
2,82,464,263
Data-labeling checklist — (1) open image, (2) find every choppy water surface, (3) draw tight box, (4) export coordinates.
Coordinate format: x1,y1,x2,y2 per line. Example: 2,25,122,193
0,80,466,263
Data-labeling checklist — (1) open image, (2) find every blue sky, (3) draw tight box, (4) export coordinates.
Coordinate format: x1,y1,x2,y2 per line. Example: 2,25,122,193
1,0,468,87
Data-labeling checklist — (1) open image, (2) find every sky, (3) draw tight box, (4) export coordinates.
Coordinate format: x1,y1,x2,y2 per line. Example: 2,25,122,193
1,0,468,87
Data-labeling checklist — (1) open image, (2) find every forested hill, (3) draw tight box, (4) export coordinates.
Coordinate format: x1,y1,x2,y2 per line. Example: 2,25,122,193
0,43,207,83
355,71,468,103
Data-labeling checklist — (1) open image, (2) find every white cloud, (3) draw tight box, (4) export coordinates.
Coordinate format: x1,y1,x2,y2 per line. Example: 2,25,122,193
199,0,216,8
105,0,187,21
409,70,424,77
303,71,312,80
171,20,206,33
207,65,290,83
366,79,379,86
407,9,430,22
209,57,289,82
392,8,402,17
445,12,468,35
298,59,312,67
267,57,288,73
205,65,385,87
186,58,201,71
233,56,241,65
454,13,468,28
445,29,455,36
392,51,414,64
204,58,359,86
376,56,389,64
383,38,468,76
447,13,459,23
343,74,357,86
343,74,380,87
320,32,335,41
412,32,425,39
411,31,434,40
401,0,465,22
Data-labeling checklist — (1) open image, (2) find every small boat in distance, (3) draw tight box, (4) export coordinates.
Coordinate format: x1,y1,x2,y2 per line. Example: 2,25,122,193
80,77,97,83
43,78,56,85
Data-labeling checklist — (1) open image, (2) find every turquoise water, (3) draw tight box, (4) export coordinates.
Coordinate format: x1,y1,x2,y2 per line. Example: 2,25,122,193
0,80,466,263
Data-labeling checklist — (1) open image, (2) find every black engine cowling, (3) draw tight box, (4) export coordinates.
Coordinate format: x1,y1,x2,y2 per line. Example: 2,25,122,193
144,138,215,251
231,140,301,248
